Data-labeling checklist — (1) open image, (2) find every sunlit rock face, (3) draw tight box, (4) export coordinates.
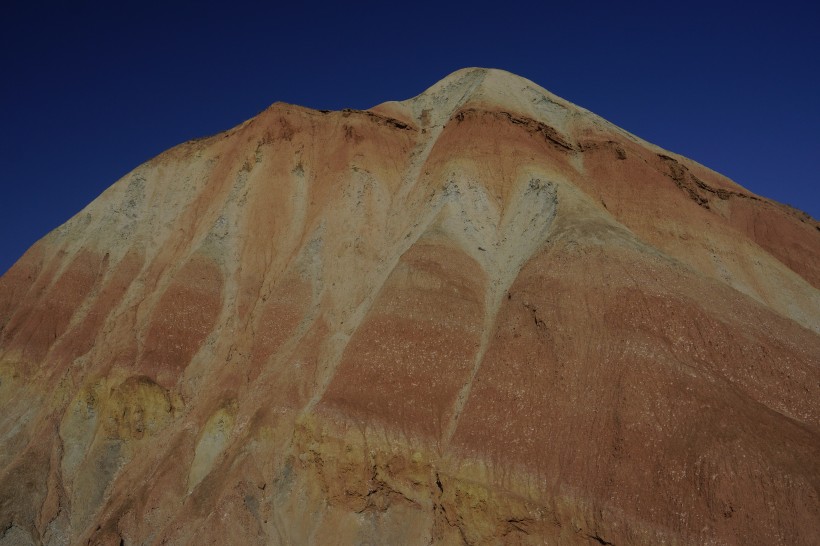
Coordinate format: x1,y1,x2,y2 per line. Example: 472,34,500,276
1,68,818,545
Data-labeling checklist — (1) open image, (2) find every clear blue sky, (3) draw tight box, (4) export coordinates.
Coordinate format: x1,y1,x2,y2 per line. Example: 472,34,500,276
2,1,818,275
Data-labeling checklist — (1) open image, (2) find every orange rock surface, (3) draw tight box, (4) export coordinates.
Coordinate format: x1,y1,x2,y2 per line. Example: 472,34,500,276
0,68,818,545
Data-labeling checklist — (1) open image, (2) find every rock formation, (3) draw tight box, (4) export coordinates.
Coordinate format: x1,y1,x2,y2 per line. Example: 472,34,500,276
0,68,818,545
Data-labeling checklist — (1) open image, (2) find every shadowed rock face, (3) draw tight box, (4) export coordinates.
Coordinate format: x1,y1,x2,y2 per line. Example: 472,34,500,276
0,68,818,545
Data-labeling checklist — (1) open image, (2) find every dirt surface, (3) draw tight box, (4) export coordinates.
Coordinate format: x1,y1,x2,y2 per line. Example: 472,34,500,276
0,68,818,545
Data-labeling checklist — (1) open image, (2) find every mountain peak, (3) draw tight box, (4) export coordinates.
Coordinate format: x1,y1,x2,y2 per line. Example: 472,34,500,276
371,67,578,131
0,69,818,546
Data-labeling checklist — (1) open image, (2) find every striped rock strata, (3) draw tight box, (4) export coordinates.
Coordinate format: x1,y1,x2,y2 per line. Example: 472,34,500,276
1,68,818,545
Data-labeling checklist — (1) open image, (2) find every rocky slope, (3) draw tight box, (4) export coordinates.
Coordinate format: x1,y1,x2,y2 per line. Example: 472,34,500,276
0,68,818,545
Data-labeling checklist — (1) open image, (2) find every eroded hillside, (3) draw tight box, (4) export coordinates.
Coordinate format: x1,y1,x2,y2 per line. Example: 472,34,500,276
1,68,818,545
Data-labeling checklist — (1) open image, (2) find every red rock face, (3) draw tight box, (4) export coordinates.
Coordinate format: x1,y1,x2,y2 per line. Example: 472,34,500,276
322,235,488,440
140,254,223,386
0,68,817,545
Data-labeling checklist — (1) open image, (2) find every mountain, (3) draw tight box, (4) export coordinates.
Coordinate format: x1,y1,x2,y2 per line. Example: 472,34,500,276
0,68,818,545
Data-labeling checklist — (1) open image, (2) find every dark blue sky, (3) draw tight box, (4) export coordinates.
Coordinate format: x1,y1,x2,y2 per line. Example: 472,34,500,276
2,1,818,275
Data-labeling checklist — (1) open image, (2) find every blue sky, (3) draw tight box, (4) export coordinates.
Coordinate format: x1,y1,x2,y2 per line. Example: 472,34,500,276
1,1,818,274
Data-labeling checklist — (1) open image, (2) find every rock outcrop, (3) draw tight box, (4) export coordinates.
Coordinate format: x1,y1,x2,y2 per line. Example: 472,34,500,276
1,68,818,545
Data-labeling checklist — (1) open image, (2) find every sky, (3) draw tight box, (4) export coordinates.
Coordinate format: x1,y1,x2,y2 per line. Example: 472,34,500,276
1,0,818,275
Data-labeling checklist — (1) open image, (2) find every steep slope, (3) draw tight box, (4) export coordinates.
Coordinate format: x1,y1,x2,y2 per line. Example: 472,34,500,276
0,68,818,545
